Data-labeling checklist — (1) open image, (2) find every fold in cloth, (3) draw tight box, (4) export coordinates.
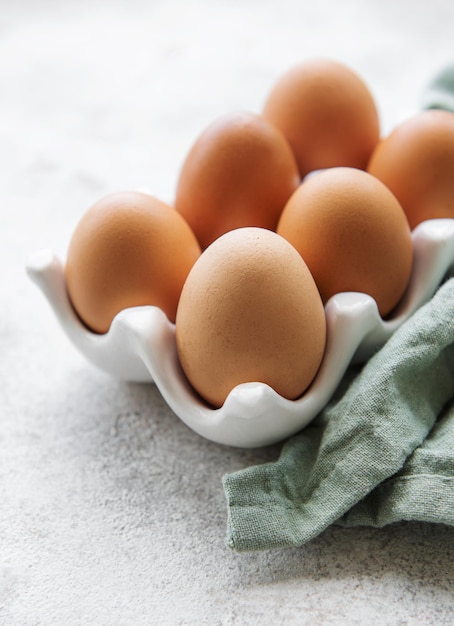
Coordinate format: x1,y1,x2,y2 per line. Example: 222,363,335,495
223,278,454,552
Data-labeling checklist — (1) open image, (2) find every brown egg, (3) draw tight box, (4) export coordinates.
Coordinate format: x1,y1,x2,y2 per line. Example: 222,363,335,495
262,58,380,178
174,111,300,250
367,109,454,229
175,227,326,408
277,167,413,317
65,191,201,333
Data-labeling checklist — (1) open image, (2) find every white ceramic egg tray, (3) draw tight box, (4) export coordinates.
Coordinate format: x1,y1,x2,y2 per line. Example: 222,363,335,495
27,218,454,448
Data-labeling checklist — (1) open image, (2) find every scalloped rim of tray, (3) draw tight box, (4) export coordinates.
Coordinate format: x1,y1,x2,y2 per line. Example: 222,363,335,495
26,218,454,448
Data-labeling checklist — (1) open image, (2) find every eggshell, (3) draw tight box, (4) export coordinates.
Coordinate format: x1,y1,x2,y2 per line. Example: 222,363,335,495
174,111,300,249
175,227,326,408
65,191,201,333
277,167,413,317
367,109,454,229
262,58,380,178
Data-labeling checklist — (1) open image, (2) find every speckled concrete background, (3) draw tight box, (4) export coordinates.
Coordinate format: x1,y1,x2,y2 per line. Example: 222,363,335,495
2,1,454,624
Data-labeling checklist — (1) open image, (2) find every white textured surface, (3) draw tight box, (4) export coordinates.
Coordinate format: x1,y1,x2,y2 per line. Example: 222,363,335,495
2,1,454,624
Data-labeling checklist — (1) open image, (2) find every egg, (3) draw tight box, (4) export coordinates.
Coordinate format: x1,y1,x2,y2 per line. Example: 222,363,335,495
174,111,300,250
65,191,201,333
262,58,380,178
277,167,413,317
175,227,326,408
367,109,454,229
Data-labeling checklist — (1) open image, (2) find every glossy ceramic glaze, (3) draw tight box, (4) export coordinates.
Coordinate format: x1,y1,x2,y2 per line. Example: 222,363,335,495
27,218,454,447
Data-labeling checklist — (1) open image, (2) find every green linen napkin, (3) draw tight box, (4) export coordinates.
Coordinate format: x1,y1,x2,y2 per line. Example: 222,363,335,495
222,68,454,553
223,277,454,552
421,65,454,111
